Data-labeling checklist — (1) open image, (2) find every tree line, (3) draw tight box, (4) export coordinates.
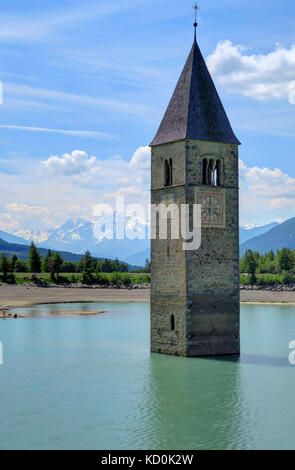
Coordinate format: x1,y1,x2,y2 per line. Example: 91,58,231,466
240,248,295,284
0,241,150,283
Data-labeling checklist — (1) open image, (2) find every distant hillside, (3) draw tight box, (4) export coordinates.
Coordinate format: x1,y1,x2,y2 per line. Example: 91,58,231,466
125,248,150,267
239,222,279,244
0,230,29,246
0,238,140,271
0,238,83,262
240,218,295,255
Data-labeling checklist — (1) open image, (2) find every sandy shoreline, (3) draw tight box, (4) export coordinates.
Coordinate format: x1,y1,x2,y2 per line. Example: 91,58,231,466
1,285,295,309
0,285,150,309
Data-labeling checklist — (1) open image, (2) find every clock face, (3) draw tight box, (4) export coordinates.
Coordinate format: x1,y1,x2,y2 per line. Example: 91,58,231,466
201,195,221,222
196,190,225,227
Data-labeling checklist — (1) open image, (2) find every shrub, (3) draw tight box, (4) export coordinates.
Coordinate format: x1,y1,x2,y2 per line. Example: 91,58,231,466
241,273,295,286
15,259,28,273
121,273,132,286
55,275,70,285
240,274,251,285
0,273,16,284
110,272,122,286
70,274,78,284
80,271,94,285
133,274,150,284
95,273,110,286
281,272,293,285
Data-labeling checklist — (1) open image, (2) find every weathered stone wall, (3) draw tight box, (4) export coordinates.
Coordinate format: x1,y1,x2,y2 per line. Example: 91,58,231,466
185,140,240,355
151,142,187,356
151,141,186,189
150,139,240,357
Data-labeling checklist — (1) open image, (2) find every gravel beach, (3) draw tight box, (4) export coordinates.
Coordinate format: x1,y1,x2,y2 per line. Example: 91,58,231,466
1,285,295,309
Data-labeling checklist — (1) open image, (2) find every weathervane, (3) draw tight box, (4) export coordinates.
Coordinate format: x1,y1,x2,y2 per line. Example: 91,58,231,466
193,3,199,39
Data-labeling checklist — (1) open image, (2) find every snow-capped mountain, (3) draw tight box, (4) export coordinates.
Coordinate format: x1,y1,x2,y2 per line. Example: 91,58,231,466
11,216,150,261
43,218,95,251
13,229,52,244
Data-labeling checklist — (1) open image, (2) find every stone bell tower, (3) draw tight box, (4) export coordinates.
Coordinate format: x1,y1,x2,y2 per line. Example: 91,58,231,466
150,20,240,357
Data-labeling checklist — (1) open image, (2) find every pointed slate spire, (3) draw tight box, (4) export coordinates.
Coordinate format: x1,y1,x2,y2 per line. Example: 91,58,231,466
150,37,240,147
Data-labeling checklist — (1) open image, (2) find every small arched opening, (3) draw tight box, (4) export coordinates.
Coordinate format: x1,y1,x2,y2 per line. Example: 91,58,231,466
170,314,175,331
164,159,170,187
164,159,173,187
169,158,173,186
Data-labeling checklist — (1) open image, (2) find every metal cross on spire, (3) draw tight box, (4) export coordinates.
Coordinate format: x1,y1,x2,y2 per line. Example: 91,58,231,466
194,3,199,21
193,3,199,40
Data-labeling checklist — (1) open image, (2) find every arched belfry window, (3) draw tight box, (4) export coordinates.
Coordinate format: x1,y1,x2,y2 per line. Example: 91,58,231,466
170,314,175,331
164,159,173,187
202,158,222,187
164,160,170,186
169,159,173,186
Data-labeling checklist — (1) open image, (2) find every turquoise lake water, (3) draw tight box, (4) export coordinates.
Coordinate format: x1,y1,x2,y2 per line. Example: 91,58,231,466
1,302,295,450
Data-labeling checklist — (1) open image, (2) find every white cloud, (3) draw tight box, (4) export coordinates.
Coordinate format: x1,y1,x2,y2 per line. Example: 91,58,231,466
6,203,51,217
41,150,98,176
0,203,56,233
0,125,114,140
130,146,151,170
129,146,151,191
104,185,148,203
239,159,295,224
269,198,295,209
4,82,155,117
40,147,151,190
207,40,295,103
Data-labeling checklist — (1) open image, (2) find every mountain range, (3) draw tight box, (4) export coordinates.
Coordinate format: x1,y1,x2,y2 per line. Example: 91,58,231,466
8,216,150,264
240,217,295,255
1,217,292,266
239,222,279,244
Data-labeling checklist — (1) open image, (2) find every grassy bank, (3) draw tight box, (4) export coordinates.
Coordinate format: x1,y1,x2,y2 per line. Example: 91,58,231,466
2,272,150,287
240,273,295,286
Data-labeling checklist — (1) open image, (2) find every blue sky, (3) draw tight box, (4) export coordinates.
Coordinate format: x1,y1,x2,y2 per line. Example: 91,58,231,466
0,0,295,235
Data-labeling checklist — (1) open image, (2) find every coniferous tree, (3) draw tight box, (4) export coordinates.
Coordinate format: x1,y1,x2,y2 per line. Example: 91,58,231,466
81,250,92,273
42,249,53,272
0,253,10,280
53,253,63,277
277,248,294,273
243,249,258,284
11,254,18,272
28,242,41,273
